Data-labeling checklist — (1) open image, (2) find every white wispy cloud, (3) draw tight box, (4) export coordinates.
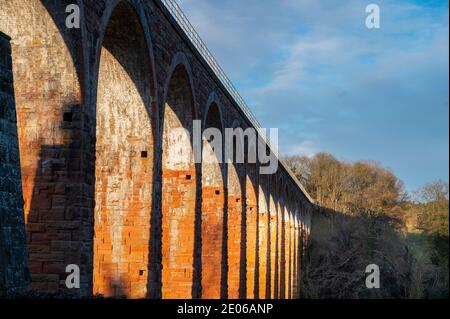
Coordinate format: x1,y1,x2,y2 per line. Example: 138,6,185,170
285,140,318,158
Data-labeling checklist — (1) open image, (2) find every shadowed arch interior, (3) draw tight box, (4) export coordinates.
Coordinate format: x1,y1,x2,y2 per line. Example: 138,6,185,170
161,63,197,299
94,2,155,298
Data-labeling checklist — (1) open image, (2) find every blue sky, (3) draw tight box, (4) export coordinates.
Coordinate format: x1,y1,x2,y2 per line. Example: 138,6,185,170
177,0,449,193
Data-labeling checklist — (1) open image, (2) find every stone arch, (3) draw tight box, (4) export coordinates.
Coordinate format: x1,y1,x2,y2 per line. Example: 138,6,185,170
299,202,306,261
1,0,88,294
227,119,245,299
279,184,290,299
268,178,278,299
162,52,197,113
245,126,258,299
201,94,226,298
257,176,270,299
293,210,300,299
93,1,156,298
271,176,280,298
305,208,312,243
286,190,295,299
293,199,300,298
281,185,291,299
305,204,312,253
284,191,291,299
275,186,283,299
161,53,198,299
93,0,158,102
297,204,303,297
203,92,224,129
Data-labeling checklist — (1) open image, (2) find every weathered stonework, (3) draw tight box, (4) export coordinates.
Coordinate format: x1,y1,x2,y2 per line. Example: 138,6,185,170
245,164,258,299
269,190,278,298
201,101,226,299
257,181,269,299
227,161,244,299
0,30,30,297
0,0,314,299
93,3,154,298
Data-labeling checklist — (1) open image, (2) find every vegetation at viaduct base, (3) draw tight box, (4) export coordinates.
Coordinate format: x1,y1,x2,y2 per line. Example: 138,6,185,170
286,153,449,299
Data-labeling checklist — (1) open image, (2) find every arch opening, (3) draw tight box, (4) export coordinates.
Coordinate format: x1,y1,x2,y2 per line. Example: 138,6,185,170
245,138,258,299
94,2,155,298
293,210,300,298
275,199,283,299
289,202,297,299
279,188,290,299
161,63,197,299
201,102,225,298
275,178,284,299
268,190,278,299
257,180,269,299
287,203,294,299
226,134,244,299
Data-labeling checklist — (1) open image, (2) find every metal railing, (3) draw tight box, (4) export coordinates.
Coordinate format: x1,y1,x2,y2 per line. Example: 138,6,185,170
160,0,315,204
160,0,262,131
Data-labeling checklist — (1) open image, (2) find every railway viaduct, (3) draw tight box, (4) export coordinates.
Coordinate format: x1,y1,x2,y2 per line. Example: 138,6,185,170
0,0,314,299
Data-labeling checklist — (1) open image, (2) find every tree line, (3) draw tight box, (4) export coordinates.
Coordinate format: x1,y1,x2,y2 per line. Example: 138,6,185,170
285,153,448,299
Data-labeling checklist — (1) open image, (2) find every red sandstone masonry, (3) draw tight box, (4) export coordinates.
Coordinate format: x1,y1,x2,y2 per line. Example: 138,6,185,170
227,190,243,299
162,168,197,298
289,212,294,298
269,202,277,299
245,170,258,299
92,2,154,298
293,215,300,298
276,201,283,298
0,0,314,298
201,185,225,298
257,188,268,299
